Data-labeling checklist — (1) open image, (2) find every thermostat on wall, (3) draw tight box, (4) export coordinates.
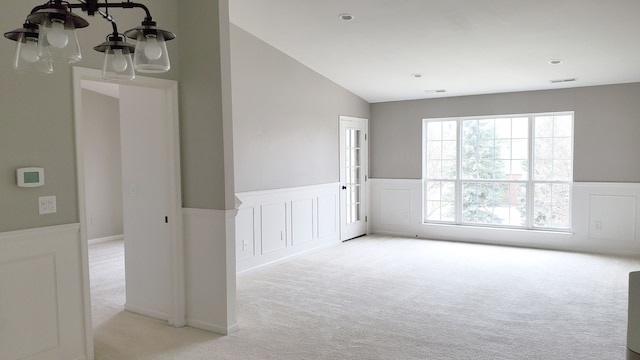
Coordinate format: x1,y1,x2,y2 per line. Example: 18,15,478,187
17,167,44,187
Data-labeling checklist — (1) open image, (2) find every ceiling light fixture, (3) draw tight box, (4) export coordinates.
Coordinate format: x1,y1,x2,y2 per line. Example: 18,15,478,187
550,78,577,83
4,0,175,80
338,13,354,21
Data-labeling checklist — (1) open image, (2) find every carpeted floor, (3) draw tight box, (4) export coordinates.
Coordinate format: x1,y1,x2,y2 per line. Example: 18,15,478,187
89,235,640,359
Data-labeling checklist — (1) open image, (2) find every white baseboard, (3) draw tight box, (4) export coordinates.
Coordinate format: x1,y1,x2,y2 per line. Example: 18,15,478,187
186,318,239,335
125,303,168,321
88,234,123,244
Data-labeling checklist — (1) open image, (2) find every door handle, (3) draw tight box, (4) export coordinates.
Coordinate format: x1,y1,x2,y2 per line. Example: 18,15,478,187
341,185,347,190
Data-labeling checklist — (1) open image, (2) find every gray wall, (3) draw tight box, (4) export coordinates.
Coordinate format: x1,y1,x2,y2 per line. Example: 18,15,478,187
371,83,640,182
82,90,123,240
178,0,231,210
0,0,178,233
230,25,370,192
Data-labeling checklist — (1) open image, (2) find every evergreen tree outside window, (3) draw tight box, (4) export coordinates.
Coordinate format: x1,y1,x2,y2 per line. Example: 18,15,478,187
423,112,573,231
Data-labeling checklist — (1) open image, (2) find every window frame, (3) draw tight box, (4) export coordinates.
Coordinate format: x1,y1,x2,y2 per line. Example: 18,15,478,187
422,111,574,232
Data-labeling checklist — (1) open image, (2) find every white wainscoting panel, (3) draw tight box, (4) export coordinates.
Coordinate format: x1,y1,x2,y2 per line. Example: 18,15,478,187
0,224,88,360
588,195,636,242
182,208,238,335
236,207,255,261
318,194,338,239
291,198,314,245
381,189,412,226
261,203,288,254
370,179,640,255
236,183,341,273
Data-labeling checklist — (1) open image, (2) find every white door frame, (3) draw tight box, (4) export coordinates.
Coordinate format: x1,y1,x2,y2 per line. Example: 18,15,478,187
72,67,185,355
339,116,369,241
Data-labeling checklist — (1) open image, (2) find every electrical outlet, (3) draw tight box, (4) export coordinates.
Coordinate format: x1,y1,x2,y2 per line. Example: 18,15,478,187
243,240,249,250
594,221,602,231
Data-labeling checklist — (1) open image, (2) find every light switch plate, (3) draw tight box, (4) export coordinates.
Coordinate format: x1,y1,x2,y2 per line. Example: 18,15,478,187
38,196,57,215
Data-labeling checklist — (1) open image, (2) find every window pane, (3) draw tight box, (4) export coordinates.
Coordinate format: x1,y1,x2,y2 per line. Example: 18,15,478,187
427,122,442,140
442,121,457,140
511,160,528,180
424,181,455,222
462,182,503,225
534,183,570,229
426,160,442,179
511,183,528,226
427,141,442,160
512,117,529,138
535,116,554,137
461,181,527,226
553,115,573,137
347,167,360,185
352,149,360,166
495,120,511,139
442,160,457,179
352,130,360,148
553,160,572,180
551,184,571,228
497,140,511,159
425,200,442,221
535,159,552,180
479,119,495,138
554,137,572,160
426,181,442,201
442,140,457,159
535,138,553,159
512,139,528,160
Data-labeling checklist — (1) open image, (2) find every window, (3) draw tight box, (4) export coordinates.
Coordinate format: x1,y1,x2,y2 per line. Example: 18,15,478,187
423,112,573,231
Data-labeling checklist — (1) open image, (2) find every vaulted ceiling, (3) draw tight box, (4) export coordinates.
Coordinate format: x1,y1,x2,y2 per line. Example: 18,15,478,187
229,0,640,103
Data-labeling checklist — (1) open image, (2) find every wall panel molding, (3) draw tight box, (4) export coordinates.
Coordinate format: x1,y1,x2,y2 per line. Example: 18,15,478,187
0,223,88,360
370,179,640,255
236,183,341,273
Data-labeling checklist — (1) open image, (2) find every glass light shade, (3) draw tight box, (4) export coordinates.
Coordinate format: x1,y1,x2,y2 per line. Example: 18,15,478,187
133,32,170,73
13,32,53,74
102,47,135,81
37,17,82,63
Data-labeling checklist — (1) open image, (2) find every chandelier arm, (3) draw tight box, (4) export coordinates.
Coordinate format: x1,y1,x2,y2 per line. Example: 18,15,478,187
85,1,152,21
29,0,154,21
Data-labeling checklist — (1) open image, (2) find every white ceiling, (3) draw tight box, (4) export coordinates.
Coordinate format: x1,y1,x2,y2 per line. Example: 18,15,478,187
229,0,640,103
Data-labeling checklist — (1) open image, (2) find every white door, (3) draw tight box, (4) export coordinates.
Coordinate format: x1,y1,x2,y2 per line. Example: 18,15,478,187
339,116,368,241
118,84,174,320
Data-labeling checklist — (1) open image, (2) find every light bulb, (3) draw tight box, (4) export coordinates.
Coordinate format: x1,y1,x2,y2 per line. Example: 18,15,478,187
111,49,128,72
47,20,69,49
21,38,40,63
143,35,163,60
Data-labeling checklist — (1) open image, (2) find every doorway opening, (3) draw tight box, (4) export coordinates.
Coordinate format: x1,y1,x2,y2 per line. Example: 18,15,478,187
72,67,185,351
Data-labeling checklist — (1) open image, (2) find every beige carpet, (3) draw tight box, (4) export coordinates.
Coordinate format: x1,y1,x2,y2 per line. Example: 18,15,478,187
90,235,640,359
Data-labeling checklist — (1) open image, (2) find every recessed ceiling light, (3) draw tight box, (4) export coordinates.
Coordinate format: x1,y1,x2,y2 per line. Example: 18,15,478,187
411,73,423,78
338,13,354,21
549,59,564,65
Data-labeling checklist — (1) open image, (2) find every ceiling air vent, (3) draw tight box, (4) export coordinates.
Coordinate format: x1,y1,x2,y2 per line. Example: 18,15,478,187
550,78,577,84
